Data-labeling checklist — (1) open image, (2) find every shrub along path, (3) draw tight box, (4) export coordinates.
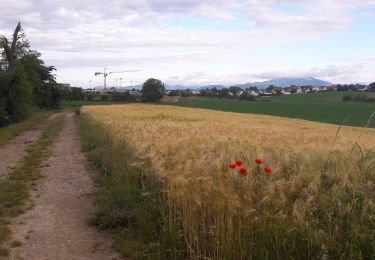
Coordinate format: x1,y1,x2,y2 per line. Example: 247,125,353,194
0,113,61,180
7,113,120,259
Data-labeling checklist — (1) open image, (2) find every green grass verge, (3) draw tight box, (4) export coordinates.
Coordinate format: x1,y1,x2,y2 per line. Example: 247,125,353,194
78,114,185,259
0,110,57,147
171,92,375,127
0,115,65,256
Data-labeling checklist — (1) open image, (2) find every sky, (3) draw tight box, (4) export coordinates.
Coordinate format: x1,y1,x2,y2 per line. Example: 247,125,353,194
0,0,375,88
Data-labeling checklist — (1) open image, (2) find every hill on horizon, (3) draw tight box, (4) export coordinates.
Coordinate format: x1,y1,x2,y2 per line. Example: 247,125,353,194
165,77,333,90
91,77,333,90
236,77,333,89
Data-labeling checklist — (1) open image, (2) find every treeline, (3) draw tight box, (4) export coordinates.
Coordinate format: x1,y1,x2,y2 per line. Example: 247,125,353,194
337,83,375,92
62,78,164,103
343,94,375,103
169,86,259,101
0,23,61,127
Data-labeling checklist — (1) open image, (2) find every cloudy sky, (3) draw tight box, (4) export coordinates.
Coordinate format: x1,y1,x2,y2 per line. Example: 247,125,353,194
1,0,375,87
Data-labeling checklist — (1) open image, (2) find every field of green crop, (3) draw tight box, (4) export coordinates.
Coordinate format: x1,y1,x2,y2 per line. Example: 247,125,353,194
171,92,375,128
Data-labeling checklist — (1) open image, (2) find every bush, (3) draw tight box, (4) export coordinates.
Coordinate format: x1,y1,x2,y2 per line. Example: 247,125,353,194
342,95,353,101
354,94,367,102
111,92,136,102
85,94,94,101
100,95,109,102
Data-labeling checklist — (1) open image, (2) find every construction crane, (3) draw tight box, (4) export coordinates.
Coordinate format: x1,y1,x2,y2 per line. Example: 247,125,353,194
94,68,140,91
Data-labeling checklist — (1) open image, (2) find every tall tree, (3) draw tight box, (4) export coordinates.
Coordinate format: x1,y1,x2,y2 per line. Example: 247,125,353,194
142,78,165,102
0,22,62,126
369,82,375,92
1,22,23,71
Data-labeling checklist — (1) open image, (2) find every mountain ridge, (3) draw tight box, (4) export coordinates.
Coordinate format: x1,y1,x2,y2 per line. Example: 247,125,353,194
165,77,333,90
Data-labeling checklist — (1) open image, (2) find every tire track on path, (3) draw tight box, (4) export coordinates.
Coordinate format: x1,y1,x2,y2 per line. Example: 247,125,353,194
8,113,120,260
0,113,61,179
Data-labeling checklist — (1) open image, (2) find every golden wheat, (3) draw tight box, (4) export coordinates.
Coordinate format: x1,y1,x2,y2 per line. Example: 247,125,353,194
81,104,375,259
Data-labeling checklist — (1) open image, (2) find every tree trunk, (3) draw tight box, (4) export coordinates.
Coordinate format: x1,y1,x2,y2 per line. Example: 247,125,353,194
1,22,22,71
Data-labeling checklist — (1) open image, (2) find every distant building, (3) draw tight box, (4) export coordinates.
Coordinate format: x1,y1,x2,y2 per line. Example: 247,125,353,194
192,90,201,95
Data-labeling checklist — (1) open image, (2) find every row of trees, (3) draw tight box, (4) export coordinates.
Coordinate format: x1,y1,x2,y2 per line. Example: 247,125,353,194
0,23,61,126
342,94,375,103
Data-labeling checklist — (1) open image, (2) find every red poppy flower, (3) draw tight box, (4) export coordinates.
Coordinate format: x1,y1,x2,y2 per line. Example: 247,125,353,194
264,167,272,174
235,160,243,167
229,164,237,169
255,159,263,165
239,168,247,175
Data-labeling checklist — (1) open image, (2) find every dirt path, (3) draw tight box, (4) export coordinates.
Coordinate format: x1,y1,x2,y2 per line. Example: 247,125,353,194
8,113,120,260
0,113,60,179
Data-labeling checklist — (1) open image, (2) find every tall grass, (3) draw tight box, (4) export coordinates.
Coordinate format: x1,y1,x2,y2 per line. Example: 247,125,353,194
79,104,375,259
78,115,176,259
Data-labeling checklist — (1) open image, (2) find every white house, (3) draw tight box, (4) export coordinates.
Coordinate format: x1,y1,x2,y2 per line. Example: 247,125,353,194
249,90,259,96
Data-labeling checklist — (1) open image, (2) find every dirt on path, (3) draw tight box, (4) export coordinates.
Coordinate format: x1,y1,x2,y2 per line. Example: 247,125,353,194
8,113,121,260
0,113,61,179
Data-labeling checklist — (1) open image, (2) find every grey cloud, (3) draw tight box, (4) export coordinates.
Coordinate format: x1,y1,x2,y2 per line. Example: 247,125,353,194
1,0,373,86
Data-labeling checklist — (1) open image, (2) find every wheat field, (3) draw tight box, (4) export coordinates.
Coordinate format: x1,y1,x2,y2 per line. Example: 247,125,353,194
80,104,375,259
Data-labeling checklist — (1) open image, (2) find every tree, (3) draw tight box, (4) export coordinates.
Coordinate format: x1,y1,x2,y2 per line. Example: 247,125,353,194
0,63,33,125
142,78,165,102
239,91,256,101
1,22,30,72
111,91,136,102
219,88,230,98
0,22,62,126
265,85,275,92
229,86,242,94
369,82,375,92
342,95,353,101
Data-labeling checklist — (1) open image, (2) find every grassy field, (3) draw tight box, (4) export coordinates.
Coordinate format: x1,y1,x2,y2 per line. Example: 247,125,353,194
79,104,375,259
170,92,375,128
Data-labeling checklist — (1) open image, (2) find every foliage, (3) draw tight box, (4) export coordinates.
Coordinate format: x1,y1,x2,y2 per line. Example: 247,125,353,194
111,91,136,102
342,94,375,103
0,63,33,125
218,88,230,98
57,84,83,101
0,23,62,127
228,86,242,94
142,78,165,102
100,94,109,102
369,82,375,92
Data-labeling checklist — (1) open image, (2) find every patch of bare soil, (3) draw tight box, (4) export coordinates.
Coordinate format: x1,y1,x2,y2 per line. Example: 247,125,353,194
0,113,61,179
8,113,121,260
161,96,180,103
